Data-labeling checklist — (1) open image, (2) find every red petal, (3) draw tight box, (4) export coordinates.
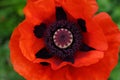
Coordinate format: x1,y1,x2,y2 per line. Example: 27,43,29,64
9,28,72,80
16,20,67,70
67,43,119,80
93,12,120,44
9,27,119,80
83,18,108,51
18,20,45,61
73,50,104,67
24,0,55,24
10,27,52,80
35,50,104,70
64,13,120,80
57,0,98,19
46,50,104,70
66,12,120,80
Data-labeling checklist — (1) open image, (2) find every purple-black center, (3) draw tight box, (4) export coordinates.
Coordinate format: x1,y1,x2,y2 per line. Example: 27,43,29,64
53,28,73,49
44,20,82,59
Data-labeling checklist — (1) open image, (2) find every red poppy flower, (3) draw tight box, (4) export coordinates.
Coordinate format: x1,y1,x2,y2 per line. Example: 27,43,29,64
9,0,120,80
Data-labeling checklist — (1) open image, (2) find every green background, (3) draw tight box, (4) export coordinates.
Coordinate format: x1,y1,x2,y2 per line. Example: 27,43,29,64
0,0,120,80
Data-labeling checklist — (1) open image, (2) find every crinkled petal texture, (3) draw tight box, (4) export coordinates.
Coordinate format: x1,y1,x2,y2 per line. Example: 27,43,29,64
24,0,98,24
10,0,120,80
19,0,107,70
65,13,120,80
24,0,55,24
17,19,106,70
18,20,45,61
10,12,120,80
59,0,98,19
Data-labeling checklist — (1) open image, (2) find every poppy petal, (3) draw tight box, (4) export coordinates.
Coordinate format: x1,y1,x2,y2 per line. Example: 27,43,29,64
57,0,98,19
51,67,71,80
9,27,69,80
24,0,55,24
33,23,46,38
72,50,104,67
10,1,120,79
82,18,108,51
67,12,120,80
56,7,67,21
10,27,119,80
35,48,53,59
18,20,45,61
10,27,52,80
93,12,120,44
42,50,104,70
67,43,119,80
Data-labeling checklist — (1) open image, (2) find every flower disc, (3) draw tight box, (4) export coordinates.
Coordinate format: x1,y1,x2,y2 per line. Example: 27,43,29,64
53,28,73,49
44,20,82,58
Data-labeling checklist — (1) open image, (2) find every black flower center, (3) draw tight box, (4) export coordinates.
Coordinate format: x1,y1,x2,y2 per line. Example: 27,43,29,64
53,28,73,49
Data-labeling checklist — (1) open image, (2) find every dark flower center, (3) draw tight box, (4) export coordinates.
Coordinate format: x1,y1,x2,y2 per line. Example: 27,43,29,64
44,20,82,59
53,28,73,49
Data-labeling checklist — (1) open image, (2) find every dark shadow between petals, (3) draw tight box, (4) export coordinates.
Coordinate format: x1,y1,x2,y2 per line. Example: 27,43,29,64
77,18,87,32
56,7,67,21
80,43,95,51
63,55,74,64
33,23,46,38
35,48,53,59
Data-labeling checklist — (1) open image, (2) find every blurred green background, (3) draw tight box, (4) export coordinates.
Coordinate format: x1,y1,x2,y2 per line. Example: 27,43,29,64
0,0,119,80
